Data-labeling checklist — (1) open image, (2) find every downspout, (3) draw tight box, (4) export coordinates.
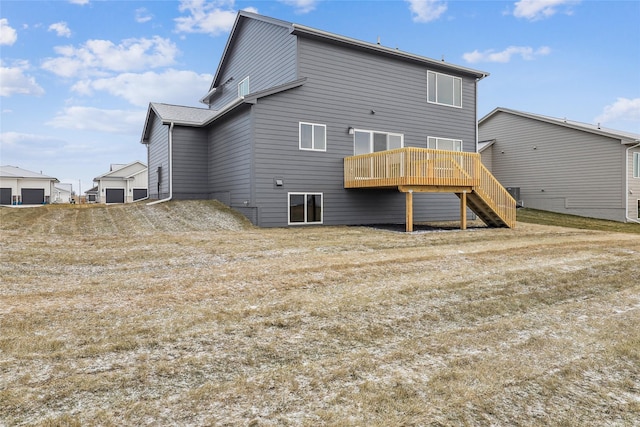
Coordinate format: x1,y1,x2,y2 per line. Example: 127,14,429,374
625,141,640,223
147,122,174,205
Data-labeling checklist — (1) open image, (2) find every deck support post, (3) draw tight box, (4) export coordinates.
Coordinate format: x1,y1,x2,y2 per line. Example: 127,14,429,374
406,190,413,232
459,191,467,230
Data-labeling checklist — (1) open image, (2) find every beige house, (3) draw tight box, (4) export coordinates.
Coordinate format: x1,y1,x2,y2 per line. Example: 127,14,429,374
479,108,640,223
0,165,59,205
93,161,148,204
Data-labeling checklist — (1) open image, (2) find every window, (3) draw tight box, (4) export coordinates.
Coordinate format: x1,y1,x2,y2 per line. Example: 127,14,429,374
353,130,403,155
289,193,323,224
299,122,326,151
637,200,640,219
427,71,462,108
634,152,640,178
427,136,463,151
238,76,250,97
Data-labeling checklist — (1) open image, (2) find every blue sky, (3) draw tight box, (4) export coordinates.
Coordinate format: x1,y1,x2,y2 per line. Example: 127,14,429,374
1,0,639,194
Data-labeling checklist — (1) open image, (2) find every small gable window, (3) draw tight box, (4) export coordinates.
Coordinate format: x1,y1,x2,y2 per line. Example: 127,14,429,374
428,71,461,108
299,122,327,151
238,76,250,97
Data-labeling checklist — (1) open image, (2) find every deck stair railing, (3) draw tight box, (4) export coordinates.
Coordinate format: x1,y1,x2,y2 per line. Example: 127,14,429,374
344,147,516,228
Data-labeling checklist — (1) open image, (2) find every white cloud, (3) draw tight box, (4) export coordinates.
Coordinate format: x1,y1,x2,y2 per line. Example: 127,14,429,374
135,8,153,23
595,98,640,127
0,60,45,97
46,106,146,134
69,0,90,5
71,69,213,107
279,0,319,14
406,0,447,23
0,132,66,157
49,22,72,38
1,18,18,46
41,36,179,78
513,0,580,21
463,46,551,63
175,0,257,35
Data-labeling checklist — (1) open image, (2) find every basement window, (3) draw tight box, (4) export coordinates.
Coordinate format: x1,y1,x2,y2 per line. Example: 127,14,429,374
289,193,323,225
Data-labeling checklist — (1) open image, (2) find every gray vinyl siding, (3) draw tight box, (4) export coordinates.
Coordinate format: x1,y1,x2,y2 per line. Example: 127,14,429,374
628,147,640,221
250,36,478,227
146,114,169,199
209,18,296,110
479,112,627,222
208,107,253,211
171,127,209,199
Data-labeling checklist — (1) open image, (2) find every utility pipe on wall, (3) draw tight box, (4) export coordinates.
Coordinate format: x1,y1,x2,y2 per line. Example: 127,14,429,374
147,122,174,206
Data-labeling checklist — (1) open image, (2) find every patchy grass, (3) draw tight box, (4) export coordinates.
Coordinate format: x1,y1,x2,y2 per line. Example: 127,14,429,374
517,208,640,234
1,202,639,425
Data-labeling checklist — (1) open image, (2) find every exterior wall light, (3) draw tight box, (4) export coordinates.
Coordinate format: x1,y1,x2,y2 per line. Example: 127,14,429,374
347,127,354,135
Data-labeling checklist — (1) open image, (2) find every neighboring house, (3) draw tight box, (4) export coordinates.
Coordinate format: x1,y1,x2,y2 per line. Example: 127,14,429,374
93,161,148,203
479,107,640,223
53,183,73,204
140,11,515,230
0,165,59,205
85,186,98,203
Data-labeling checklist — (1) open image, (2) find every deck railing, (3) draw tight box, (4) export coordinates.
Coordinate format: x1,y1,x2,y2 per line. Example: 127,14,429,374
474,161,517,228
344,147,480,188
344,147,516,227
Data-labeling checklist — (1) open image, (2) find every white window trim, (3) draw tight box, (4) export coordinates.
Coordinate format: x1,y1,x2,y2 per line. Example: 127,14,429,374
427,70,462,108
288,192,323,225
299,122,327,152
238,76,250,98
427,136,463,151
353,129,404,155
633,152,640,178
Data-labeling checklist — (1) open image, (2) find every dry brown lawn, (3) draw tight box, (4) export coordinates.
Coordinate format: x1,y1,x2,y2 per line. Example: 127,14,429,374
1,201,639,426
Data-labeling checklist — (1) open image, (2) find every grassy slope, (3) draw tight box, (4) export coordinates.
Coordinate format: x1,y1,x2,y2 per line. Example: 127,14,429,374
517,208,640,234
1,202,639,426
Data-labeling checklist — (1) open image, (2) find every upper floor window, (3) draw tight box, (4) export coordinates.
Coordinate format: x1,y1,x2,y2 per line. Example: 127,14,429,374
354,130,403,155
428,136,462,151
238,76,250,97
428,71,461,108
633,152,640,178
299,122,326,151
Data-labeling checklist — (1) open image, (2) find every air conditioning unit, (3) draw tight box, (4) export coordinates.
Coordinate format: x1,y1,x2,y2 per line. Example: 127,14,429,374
506,187,524,208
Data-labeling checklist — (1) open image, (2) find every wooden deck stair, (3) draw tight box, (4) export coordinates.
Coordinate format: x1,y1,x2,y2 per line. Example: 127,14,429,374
344,147,516,231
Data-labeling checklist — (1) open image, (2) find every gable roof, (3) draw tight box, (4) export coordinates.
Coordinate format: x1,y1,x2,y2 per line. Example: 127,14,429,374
0,165,59,181
94,161,147,180
141,78,307,143
205,11,489,98
479,107,640,145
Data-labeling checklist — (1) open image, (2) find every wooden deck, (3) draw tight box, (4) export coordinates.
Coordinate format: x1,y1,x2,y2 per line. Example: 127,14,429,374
344,147,516,230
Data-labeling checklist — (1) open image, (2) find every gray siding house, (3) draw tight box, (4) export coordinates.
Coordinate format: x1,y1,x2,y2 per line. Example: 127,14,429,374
141,11,514,229
479,107,640,223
